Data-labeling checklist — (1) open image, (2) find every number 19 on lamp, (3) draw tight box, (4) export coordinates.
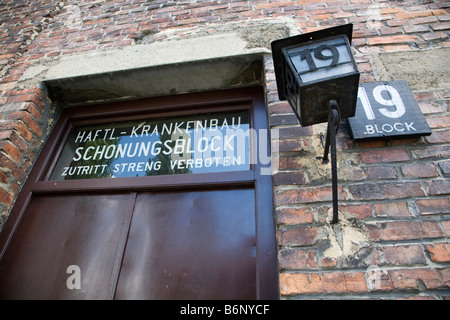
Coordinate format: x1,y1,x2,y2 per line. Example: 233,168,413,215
271,24,360,127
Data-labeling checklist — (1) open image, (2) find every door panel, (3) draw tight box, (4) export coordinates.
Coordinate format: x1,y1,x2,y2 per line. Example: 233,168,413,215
114,189,256,300
0,193,135,299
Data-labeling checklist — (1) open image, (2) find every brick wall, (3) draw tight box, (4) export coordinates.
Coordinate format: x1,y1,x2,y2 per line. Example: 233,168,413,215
1,0,449,299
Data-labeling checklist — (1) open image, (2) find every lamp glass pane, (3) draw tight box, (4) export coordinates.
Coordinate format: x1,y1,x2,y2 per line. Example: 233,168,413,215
299,64,355,83
286,35,356,84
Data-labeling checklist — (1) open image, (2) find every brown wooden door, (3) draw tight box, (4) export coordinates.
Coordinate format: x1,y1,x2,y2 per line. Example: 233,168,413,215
0,189,256,300
115,189,256,300
0,193,136,299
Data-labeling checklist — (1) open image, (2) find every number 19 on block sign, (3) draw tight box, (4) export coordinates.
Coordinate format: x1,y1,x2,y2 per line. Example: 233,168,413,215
349,80,431,140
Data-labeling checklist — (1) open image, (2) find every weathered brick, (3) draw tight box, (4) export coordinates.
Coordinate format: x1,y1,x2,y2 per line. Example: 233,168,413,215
425,243,450,263
361,148,410,163
382,245,427,266
389,268,445,290
0,153,25,180
0,121,32,142
273,171,306,186
278,248,318,270
374,202,412,217
347,182,424,201
368,35,420,45
278,126,313,138
277,225,318,246
0,141,21,162
395,9,447,20
425,129,450,144
0,171,7,184
423,180,450,196
276,206,314,224
438,160,450,176
371,221,442,242
279,271,367,295
426,115,450,128
401,163,439,178
0,187,14,207
367,166,397,180
275,186,345,205
6,111,42,137
278,139,309,152
279,272,322,295
341,204,372,220
441,220,450,237
416,198,450,215
14,93,43,111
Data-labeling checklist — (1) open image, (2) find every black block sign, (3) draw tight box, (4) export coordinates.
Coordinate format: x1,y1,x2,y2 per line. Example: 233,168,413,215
349,80,431,140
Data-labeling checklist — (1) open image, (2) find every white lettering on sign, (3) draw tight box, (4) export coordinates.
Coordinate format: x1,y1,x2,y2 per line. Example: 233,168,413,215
358,84,405,121
364,122,416,135
349,80,431,140
52,112,283,180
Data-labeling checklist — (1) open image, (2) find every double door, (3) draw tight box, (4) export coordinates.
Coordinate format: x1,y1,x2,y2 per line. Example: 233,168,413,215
0,189,256,299
0,87,278,299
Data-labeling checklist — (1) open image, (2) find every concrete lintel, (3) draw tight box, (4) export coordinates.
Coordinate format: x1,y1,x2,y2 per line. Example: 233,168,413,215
44,53,265,106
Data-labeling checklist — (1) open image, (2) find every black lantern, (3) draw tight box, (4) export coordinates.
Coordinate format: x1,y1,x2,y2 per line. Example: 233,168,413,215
271,24,360,224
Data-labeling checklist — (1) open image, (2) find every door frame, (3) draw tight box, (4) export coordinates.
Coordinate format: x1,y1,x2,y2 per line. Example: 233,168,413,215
0,86,279,299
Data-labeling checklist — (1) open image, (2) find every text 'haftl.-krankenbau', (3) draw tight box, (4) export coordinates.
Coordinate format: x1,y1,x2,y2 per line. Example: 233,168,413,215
57,115,251,179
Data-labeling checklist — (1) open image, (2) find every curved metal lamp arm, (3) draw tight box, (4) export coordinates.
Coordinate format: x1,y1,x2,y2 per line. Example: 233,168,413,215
322,100,341,224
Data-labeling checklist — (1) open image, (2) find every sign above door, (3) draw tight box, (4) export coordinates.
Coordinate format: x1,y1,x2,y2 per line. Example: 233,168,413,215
50,111,250,180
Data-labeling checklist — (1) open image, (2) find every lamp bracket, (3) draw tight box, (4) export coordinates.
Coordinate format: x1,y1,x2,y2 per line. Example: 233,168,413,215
317,100,341,224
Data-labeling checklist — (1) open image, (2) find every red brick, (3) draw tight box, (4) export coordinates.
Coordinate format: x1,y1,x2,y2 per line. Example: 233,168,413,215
366,267,393,291
0,153,25,180
322,272,346,293
389,268,445,290
347,182,424,201
340,204,372,220
374,202,412,218
279,271,367,295
273,171,306,186
278,248,318,270
6,111,42,137
278,139,309,152
279,273,322,295
277,225,318,246
381,8,405,15
401,163,438,178
382,245,426,266
367,166,397,180
442,221,450,237
425,129,450,144
276,207,314,224
278,126,313,138
255,1,295,9
275,186,346,205
423,180,450,196
421,31,447,41
344,272,368,293
0,187,14,207
396,9,447,20
383,44,413,52
426,243,450,263
368,35,420,45
0,141,21,162
0,170,6,184
0,121,32,141
361,148,410,163
416,198,450,215
14,93,43,111
373,221,442,242
426,115,450,128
